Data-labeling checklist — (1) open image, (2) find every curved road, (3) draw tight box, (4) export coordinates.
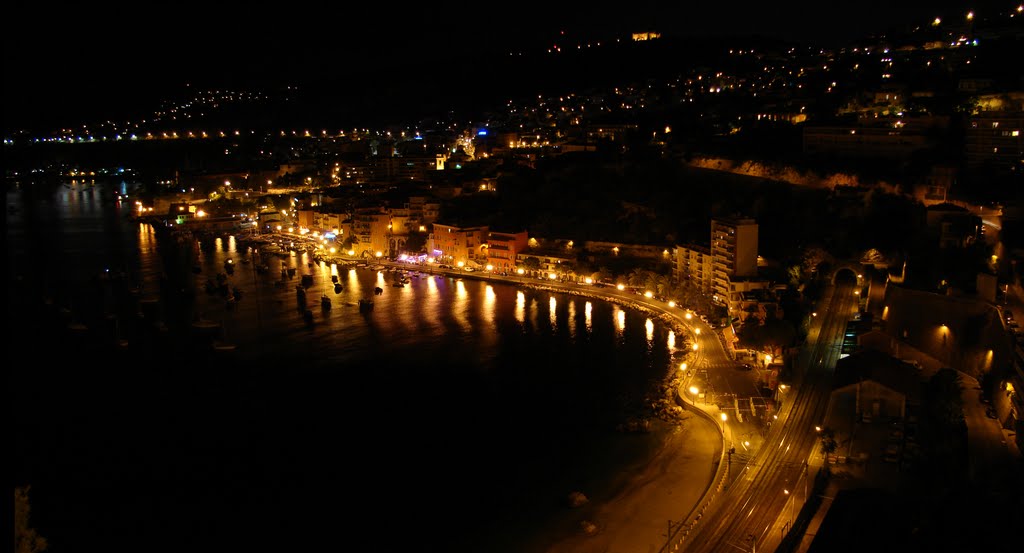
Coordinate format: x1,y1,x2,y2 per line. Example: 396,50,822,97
678,279,859,553
281,243,819,551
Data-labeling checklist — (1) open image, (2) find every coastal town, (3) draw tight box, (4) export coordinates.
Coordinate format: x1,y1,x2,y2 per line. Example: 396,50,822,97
9,6,1024,553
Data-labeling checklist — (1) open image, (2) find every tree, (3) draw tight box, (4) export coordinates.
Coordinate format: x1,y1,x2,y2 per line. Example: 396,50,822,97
15,486,48,553
926,368,965,429
758,318,798,358
923,367,968,482
627,268,648,288
402,233,427,255
819,427,838,464
340,234,358,251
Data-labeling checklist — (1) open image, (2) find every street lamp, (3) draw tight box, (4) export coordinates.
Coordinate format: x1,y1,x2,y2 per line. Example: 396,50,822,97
689,386,700,405
781,487,794,540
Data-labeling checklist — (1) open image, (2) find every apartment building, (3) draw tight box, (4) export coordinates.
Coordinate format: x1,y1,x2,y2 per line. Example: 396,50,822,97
675,217,768,316
429,223,490,267
486,231,529,273
672,244,714,295
965,112,1023,173
802,125,932,159
352,207,393,258
711,216,759,298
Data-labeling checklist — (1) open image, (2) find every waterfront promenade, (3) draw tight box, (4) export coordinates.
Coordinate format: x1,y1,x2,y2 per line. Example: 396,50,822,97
391,259,762,553
238,234,776,552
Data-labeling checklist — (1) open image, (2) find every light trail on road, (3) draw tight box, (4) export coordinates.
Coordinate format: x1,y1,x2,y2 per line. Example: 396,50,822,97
678,279,859,553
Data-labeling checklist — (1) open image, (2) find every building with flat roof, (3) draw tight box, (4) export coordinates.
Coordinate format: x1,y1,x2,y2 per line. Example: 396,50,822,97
675,217,769,317
429,222,489,267
965,112,1023,174
711,217,759,300
486,231,529,273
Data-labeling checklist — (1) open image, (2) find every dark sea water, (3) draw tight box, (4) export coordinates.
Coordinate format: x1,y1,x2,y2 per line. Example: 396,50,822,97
8,180,687,553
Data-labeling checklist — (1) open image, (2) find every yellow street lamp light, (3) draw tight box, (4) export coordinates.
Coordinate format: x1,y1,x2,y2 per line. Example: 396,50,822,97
688,386,700,405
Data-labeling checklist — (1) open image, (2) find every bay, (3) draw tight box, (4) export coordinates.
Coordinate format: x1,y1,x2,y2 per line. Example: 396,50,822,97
8,179,687,553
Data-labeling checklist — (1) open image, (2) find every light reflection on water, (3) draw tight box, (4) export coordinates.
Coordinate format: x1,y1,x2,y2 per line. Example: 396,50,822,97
549,295,557,329
8,181,686,553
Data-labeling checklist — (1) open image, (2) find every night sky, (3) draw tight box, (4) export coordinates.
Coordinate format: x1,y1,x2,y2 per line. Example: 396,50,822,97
2,1,991,131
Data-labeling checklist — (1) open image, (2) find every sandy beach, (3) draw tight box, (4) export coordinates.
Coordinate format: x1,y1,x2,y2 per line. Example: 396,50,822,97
541,412,722,553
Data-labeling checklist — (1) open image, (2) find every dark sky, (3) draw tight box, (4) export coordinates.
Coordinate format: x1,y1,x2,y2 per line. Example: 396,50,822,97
2,1,989,131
